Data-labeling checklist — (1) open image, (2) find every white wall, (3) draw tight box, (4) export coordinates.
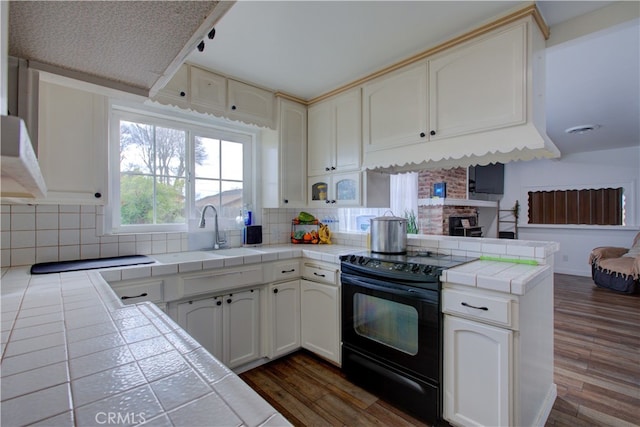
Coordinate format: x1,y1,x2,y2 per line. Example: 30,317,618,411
501,146,640,276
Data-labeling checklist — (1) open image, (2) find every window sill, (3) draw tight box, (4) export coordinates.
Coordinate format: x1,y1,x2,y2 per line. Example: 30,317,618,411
519,224,640,231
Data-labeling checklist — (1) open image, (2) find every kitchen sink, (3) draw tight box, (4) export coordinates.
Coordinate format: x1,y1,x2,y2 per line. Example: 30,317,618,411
151,251,226,263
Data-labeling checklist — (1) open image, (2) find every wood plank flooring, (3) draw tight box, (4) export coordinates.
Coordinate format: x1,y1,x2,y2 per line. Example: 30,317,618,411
241,274,640,426
547,273,639,427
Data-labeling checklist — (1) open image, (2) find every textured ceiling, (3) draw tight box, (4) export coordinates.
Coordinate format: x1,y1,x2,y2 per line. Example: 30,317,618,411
9,1,223,94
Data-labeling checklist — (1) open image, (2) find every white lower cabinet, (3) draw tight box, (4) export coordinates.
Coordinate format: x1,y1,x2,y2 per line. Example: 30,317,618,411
443,270,556,427
300,278,340,364
444,315,512,427
176,288,260,369
268,280,300,358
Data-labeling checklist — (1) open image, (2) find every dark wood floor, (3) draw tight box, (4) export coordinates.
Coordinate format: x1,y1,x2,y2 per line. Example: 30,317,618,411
241,274,640,426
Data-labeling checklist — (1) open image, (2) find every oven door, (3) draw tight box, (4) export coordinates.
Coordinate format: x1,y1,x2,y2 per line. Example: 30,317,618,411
341,271,440,382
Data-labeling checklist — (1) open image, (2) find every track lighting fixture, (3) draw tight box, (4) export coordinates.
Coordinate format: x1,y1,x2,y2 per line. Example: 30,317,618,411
197,40,205,52
208,27,216,40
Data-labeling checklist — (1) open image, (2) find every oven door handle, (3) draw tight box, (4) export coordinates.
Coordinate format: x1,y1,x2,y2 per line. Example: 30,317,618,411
342,274,435,300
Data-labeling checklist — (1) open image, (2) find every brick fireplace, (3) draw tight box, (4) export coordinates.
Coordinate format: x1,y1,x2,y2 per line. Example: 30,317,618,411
417,167,479,235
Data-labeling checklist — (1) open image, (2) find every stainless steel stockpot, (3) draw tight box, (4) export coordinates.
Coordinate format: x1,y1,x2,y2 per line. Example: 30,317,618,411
370,213,407,254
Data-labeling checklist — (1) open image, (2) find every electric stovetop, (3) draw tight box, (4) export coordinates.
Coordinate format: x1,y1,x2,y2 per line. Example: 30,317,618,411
340,250,478,283
343,250,478,269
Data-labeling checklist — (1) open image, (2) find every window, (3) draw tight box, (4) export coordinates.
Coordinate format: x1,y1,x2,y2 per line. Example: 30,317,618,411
338,173,417,232
528,188,624,225
110,106,253,233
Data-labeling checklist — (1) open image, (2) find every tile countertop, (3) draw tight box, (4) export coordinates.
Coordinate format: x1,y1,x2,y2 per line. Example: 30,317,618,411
0,244,362,426
441,260,552,295
0,270,294,426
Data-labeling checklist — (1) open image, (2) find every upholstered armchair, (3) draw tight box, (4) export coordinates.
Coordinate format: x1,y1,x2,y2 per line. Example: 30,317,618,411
588,233,640,294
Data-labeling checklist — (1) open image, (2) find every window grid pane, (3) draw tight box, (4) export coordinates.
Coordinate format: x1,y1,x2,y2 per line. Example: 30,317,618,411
193,136,244,229
119,119,187,226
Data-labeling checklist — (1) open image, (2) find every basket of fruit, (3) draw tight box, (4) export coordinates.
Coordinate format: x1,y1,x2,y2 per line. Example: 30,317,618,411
291,212,332,244
291,212,319,244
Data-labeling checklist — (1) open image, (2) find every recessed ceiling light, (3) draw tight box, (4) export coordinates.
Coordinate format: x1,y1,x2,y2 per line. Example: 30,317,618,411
565,124,601,135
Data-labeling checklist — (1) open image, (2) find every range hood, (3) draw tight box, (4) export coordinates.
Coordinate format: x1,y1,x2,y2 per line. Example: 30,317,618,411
1,115,47,198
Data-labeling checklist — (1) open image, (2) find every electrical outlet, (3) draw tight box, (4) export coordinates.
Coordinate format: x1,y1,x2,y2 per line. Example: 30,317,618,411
562,255,569,262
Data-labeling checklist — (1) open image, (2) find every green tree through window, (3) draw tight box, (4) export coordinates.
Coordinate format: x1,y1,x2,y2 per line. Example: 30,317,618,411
119,121,199,225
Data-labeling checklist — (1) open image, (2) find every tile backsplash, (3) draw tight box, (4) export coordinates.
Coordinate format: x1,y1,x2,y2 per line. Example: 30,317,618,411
1,205,188,268
4,205,548,268
0,205,350,268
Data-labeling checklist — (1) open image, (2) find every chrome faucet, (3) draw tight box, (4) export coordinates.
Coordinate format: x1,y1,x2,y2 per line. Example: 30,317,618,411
199,204,226,249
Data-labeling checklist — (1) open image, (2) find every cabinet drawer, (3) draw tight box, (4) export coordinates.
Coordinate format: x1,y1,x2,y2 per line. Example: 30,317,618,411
443,289,514,328
266,260,301,283
302,263,337,285
112,280,164,305
182,266,263,298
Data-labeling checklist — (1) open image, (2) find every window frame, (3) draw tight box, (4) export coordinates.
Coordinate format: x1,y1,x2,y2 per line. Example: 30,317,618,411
107,101,255,234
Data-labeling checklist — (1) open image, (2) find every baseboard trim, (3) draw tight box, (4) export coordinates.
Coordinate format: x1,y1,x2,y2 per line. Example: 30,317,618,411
534,383,558,426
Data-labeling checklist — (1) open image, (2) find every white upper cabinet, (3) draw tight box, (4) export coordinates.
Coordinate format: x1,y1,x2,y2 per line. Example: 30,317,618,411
362,17,556,170
362,61,428,152
227,79,275,128
307,101,333,177
37,77,108,205
153,64,189,109
278,99,307,207
152,64,276,129
190,66,226,115
308,171,360,207
364,23,526,152
308,88,361,176
262,98,307,208
429,23,526,140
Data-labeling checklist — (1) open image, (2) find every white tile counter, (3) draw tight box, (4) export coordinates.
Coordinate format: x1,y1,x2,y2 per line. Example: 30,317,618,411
0,244,363,426
0,266,291,426
442,260,552,295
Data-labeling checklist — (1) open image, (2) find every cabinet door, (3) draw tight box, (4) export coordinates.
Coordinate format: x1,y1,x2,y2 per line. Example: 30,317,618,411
153,64,189,108
307,100,335,177
224,289,261,368
429,23,526,140
38,80,107,204
279,99,307,207
308,177,331,206
177,296,224,361
300,279,340,364
269,280,301,358
363,62,428,151
334,88,361,172
332,172,360,206
444,315,512,427
228,79,274,127
308,88,361,177
190,66,226,115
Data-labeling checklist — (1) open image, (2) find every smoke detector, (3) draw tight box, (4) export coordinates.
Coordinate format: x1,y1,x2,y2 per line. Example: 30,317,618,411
565,124,601,135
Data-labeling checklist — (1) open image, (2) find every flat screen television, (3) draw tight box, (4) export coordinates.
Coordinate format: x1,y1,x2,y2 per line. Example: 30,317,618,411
469,163,504,194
